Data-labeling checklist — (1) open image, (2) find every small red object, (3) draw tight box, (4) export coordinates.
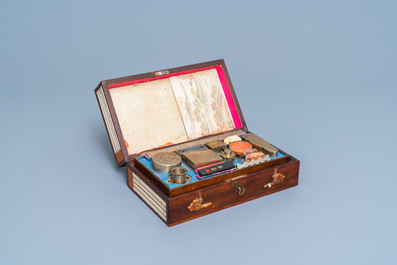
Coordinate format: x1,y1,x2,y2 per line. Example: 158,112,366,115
245,152,265,162
229,141,252,155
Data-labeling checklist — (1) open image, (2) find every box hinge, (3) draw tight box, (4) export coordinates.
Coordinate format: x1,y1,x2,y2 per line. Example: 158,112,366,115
155,70,170,76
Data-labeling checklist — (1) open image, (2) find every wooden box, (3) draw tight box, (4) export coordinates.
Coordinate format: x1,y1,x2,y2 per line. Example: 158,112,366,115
95,59,300,226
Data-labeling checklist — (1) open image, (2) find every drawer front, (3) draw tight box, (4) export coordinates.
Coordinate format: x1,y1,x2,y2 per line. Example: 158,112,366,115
167,160,299,226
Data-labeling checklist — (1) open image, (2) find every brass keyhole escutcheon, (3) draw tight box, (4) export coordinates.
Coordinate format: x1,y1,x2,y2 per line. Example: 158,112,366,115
231,182,245,195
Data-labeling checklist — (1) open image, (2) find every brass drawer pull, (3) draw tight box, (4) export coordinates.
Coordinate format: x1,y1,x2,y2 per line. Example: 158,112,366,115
188,193,212,212
264,169,285,188
231,182,245,195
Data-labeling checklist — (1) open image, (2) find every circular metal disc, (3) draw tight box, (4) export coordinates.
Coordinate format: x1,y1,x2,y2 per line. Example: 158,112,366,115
220,148,236,161
229,141,252,155
152,152,182,174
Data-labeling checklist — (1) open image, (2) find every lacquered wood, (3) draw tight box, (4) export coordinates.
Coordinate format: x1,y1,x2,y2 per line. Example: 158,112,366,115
128,158,299,226
115,151,124,166
104,59,225,87
167,159,299,226
96,59,301,226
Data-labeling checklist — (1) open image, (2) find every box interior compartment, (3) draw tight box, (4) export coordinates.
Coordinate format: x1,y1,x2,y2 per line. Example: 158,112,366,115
136,130,286,188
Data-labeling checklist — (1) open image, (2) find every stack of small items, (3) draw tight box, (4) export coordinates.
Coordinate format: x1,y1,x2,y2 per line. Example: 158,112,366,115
149,132,279,183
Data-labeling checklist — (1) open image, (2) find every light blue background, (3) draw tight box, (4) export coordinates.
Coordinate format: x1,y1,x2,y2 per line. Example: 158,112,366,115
1,1,396,264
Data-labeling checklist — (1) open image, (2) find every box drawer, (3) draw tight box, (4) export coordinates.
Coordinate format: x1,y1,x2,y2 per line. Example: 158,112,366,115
167,159,299,226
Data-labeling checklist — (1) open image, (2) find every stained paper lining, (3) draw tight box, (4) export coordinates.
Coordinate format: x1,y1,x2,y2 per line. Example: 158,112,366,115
109,66,242,155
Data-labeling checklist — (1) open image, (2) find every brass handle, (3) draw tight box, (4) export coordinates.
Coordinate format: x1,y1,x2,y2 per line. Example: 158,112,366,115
264,169,285,188
188,194,212,212
231,182,245,195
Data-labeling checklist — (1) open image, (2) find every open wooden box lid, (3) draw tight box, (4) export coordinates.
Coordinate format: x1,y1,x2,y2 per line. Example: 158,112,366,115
95,59,247,167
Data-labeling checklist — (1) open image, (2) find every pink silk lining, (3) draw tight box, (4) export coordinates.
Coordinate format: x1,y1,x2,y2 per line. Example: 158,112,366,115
108,65,242,129
216,66,242,129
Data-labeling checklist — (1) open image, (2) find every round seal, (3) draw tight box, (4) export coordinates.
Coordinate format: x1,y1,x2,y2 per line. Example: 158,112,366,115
151,152,182,174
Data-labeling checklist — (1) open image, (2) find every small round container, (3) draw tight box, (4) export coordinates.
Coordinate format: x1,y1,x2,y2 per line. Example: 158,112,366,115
220,148,236,161
152,152,182,174
229,141,252,155
170,167,188,184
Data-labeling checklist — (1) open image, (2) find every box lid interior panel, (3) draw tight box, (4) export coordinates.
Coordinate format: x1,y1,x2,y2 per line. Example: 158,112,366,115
98,60,246,165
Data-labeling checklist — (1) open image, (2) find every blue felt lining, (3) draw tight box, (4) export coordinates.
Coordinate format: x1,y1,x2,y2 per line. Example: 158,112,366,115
137,151,285,188
138,157,200,189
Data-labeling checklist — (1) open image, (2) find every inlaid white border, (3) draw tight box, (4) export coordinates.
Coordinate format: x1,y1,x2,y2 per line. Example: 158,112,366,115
133,173,167,221
96,86,121,153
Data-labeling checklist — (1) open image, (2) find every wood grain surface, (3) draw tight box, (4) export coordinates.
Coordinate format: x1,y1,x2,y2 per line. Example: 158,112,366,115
128,158,299,226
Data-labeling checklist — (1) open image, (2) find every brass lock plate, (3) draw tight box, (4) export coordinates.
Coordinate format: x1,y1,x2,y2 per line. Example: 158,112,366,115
231,181,245,195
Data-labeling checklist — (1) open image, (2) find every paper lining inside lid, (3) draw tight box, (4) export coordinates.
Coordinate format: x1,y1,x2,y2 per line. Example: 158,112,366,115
109,67,241,155
169,69,235,139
